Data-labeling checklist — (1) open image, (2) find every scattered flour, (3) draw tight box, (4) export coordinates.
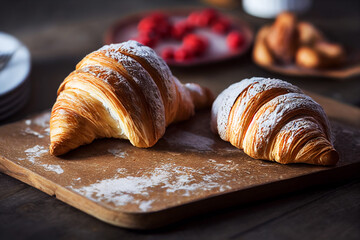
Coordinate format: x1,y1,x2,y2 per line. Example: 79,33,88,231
24,145,48,163
41,164,64,174
33,112,51,127
116,168,127,174
24,127,45,138
138,200,155,212
70,161,238,212
23,112,51,138
20,145,64,175
44,127,50,135
108,148,128,158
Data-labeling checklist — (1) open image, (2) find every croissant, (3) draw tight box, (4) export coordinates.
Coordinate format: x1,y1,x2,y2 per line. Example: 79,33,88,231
296,42,346,69
252,26,274,66
265,12,299,64
211,77,339,165
297,21,323,46
50,40,214,156
254,12,346,70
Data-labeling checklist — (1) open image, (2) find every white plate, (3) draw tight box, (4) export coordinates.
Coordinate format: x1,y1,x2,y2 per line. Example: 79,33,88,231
0,77,30,108
0,32,31,96
0,82,30,120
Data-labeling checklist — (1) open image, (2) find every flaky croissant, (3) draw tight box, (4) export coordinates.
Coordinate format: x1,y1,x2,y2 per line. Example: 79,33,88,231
296,42,346,69
211,77,339,165
50,40,214,156
297,21,323,46
265,12,299,64
252,26,274,66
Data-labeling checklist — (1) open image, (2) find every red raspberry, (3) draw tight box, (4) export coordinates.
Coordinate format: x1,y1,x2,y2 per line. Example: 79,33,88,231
148,12,171,38
171,21,193,40
158,21,172,38
227,31,245,50
198,8,218,27
187,11,202,27
183,34,208,56
138,12,171,40
202,8,218,19
135,33,158,48
161,47,175,61
137,17,157,35
211,18,231,34
187,9,219,27
148,12,168,23
174,47,194,62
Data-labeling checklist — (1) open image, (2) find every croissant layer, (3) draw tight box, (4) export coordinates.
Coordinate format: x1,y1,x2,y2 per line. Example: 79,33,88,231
211,77,338,165
50,41,214,156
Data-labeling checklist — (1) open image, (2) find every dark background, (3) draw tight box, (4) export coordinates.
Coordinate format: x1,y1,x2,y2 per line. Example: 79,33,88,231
1,0,360,239
1,0,360,125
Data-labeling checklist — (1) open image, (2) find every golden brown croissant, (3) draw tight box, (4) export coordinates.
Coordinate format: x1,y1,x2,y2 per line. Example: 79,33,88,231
211,77,339,165
254,12,346,70
252,26,274,66
265,12,299,64
50,40,214,156
296,42,346,69
297,21,324,46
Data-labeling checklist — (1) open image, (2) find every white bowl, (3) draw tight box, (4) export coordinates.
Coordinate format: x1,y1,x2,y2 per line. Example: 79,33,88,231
242,0,312,19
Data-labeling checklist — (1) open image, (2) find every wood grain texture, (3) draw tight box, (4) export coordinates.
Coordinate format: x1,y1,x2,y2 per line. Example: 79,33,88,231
0,93,359,229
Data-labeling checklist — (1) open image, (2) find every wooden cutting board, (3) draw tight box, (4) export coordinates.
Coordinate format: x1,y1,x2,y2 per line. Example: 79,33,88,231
0,93,359,229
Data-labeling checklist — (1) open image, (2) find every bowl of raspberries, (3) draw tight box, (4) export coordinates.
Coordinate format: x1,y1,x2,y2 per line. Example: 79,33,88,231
105,8,253,66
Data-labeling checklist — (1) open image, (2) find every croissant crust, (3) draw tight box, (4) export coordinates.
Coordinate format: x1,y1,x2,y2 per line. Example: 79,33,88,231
50,40,214,156
211,77,338,165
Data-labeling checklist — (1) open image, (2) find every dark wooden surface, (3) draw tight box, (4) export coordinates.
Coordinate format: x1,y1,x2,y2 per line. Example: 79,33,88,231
1,0,360,239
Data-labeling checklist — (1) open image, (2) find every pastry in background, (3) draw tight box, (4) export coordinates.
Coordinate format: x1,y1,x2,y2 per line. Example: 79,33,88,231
253,12,346,70
253,26,274,66
296,42,346,69
211,77,339,166
297,21,323,46
265,12,299,64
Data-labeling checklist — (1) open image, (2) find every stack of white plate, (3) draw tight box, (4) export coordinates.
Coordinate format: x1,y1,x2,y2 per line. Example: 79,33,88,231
0,32,31,121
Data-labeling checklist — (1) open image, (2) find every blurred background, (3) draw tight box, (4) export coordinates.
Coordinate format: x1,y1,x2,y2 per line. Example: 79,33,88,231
0,0,360,238
0,0,359,123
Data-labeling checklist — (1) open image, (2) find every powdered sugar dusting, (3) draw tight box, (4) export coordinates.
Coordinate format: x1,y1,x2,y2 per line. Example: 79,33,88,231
258,93,325,150
23,113,51,138
24,127,45,138
69,159,241,212
24,145,48,163
81,65,124,86
212,77,333,162
108,148,128,158
280,117,320,146
138,200,155,211
41,164,64,174
118,40,173,87
101,46,165,136
211,77,302,140
19,145,64,174
33,112,51,128
103,41,177,116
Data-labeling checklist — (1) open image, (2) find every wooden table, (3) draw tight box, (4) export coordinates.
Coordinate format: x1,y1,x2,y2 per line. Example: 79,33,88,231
1,0,359,239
